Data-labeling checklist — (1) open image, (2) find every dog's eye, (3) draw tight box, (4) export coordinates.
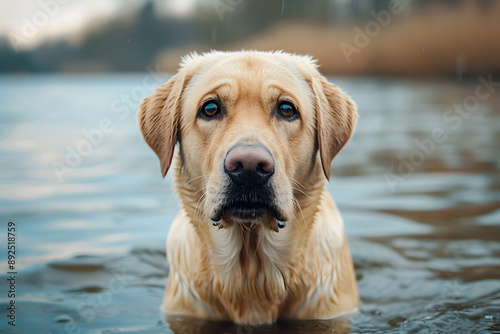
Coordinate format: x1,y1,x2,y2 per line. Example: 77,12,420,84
200,100,220,119
277,101,297,119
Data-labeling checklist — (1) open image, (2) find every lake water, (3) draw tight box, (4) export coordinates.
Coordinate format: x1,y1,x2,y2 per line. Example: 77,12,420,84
0,73,499,333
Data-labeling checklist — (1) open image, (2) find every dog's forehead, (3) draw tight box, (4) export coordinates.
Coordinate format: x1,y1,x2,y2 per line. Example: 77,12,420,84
183,52,315,105
182,51,317,75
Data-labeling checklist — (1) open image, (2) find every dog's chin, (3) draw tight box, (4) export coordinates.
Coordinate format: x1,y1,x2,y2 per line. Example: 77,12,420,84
226,203,269,221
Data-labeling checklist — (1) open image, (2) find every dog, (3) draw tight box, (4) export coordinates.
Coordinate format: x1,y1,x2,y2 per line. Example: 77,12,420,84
138,50,359,325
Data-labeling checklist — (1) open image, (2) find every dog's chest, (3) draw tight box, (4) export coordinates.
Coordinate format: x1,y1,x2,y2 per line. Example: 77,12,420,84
197,227,301,320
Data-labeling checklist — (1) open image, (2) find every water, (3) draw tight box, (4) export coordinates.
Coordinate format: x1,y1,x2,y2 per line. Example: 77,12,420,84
0,73,499,333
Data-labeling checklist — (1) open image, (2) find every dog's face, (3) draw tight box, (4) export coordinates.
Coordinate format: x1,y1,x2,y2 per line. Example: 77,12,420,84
138,51,357,230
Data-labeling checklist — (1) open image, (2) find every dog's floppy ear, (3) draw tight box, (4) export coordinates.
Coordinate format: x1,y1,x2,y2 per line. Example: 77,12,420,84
137,71,187,178
311,74,358,180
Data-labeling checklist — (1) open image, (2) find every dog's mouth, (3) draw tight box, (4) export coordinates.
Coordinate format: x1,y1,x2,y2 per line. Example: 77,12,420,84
217,201,282,221
210,185,286,224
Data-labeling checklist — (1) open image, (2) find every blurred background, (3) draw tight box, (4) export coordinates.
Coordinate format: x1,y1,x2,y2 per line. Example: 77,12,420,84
1,1,499,333
2,0,500,76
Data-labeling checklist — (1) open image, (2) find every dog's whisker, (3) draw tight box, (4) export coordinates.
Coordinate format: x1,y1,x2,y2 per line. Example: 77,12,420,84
193,191,207,223
197,201,208,224
291,186,312,200
209,141,227,152
193,199,204,223
292,196,307,230
289,177,307,190
184,175,209,187
192,186,207,197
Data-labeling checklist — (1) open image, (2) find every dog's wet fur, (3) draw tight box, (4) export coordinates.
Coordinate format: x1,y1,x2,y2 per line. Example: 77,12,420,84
138,50,359,325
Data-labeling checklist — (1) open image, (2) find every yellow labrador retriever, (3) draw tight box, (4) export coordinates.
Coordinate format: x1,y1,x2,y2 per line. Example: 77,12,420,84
138,50,359,325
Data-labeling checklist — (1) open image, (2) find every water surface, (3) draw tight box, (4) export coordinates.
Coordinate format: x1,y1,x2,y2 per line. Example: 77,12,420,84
0,74,499,333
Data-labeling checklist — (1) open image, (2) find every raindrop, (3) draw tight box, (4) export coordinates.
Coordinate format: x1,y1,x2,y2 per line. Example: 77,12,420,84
211,26,217,45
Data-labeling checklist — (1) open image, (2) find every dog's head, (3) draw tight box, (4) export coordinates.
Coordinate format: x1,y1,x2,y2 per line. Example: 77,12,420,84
138,51,357,230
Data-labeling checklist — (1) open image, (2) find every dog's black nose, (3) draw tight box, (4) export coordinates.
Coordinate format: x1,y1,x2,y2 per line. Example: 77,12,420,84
224,145,274,187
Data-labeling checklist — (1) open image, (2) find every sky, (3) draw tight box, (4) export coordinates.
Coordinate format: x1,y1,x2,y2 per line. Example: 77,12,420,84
0,0,198,50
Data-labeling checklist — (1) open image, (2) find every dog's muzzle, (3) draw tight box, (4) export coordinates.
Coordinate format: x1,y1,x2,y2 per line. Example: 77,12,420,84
211,144,286,224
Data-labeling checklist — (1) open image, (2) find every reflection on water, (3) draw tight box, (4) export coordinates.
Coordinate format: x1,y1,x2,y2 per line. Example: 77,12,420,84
0,74,499,333
165,315,353,333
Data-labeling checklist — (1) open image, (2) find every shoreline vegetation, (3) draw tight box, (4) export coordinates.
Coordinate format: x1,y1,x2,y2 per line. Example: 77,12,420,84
158,2,500,77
